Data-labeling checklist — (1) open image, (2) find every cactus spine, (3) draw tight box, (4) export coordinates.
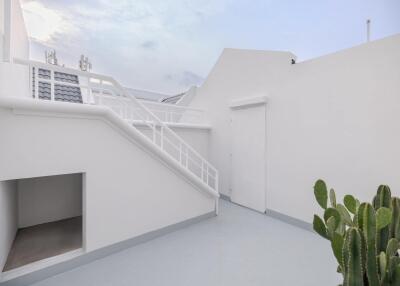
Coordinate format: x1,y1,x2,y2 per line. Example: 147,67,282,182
313,180,400,286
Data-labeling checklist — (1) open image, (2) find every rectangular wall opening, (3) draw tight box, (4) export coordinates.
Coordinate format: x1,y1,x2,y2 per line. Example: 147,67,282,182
0,173,83,273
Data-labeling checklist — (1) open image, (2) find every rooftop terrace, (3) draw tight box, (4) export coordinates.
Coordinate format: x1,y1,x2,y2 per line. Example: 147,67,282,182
29,200,339,286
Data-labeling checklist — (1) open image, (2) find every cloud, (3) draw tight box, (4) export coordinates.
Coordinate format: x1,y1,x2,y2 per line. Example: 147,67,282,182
21,0,400,95
140,40,157,50
22,1,77,43
165,71,204,88
20,0,226,94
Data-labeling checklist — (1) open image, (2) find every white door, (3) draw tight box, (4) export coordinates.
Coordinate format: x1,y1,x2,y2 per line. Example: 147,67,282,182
230,104,266,212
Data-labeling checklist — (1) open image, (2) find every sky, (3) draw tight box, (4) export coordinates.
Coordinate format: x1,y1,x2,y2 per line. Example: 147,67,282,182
21,0,400,95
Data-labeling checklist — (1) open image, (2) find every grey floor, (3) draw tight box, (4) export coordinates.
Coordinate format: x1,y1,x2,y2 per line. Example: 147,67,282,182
4,217,82,272
31,201,340,286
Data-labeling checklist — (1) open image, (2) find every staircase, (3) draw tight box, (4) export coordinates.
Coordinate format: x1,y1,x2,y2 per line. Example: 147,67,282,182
13,58,219,198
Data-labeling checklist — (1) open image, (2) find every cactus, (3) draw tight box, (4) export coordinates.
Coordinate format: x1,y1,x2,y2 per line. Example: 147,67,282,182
313,180,400,286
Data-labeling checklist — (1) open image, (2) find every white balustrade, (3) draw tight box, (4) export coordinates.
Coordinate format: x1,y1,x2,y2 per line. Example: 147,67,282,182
13,58,218,193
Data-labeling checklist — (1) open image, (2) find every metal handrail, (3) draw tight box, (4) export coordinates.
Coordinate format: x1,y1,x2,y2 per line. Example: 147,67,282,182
13,58,218,192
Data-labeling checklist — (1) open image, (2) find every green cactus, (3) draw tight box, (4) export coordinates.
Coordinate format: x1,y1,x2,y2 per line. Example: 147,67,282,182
374,186,392,253
313,180,400,286
363,203,380,285
390,198,400,240
344,228,364,286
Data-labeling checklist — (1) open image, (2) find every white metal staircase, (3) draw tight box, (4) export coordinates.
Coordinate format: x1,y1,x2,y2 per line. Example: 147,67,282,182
13,58,219,197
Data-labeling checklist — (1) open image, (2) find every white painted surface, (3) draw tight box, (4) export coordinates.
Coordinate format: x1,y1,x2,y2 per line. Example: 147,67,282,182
0,0,4,59
176,86,197,106
28,201,340,286
230,105,266,212
0,63,30,98
5,0,29,61
229,95,268,109
0,180,17,272
18,174,83,228
189,34,400,223
189,48,293,200
0,104,215,252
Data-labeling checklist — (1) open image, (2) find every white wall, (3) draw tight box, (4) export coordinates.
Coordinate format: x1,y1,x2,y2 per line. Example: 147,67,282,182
190,48,294,200
0,0,4,59
0,62,30,98
18,174,82,228
3,0,29,61
176,86,197,106
0,0,30,99
0,180,17,272
0,106,215,252
189,34,400,223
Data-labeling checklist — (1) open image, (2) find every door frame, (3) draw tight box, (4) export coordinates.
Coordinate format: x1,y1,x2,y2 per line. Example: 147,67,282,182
229,95,268,212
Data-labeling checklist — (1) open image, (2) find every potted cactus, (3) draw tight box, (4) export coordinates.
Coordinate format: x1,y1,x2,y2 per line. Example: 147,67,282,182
313,179,400,286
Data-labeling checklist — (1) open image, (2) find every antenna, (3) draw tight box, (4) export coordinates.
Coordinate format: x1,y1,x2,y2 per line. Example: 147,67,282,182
79,55,92,72
45,49,58,65
366,19,371,42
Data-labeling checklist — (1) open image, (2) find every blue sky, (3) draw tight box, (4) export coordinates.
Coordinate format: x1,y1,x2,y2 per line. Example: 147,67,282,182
21,0,400,95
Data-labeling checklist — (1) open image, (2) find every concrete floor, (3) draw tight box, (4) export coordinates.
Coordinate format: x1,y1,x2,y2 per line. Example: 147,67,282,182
31,201,340,286
4,217,82,272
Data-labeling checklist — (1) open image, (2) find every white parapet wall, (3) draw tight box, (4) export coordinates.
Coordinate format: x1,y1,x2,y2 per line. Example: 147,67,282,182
188,34,400,223
0,101,216,254
0,62,30,99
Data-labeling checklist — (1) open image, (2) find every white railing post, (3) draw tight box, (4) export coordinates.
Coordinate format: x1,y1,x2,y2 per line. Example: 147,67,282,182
50,70,55,101
88,78,92,104
185,147,189,168
28,64,33,100
152,125,156,143
201,161,205,182
206,165,209,186
34,67,39,99
179,143,182,164
160,126,164,150
215,171,219,192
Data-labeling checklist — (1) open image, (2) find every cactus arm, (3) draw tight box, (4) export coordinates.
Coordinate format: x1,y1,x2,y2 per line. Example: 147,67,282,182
391,198,400,240
375,186,392,253
391,264,400,286
330,188,337,207
313,215,329,239
386,238,399,257
357,203,367,229
324,208,342,230
376,207,393,230
388,257,400,285
345,228,364,286
344,195,358,214
379,251,387,283
385,239,399,283
314,179,328,209
337,204,354,227
363,204,380,285
332,232,344,267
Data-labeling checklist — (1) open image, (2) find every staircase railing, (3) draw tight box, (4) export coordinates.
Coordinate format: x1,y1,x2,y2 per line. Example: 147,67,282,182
13,58,219,194
138,100,207,125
